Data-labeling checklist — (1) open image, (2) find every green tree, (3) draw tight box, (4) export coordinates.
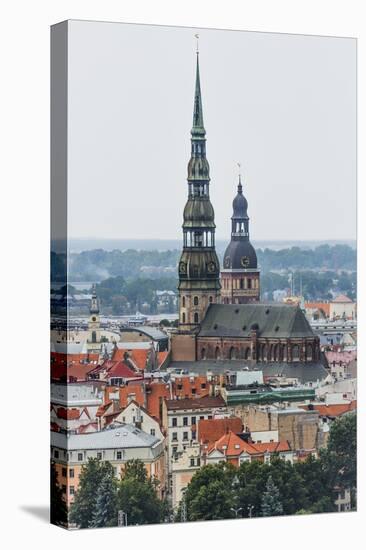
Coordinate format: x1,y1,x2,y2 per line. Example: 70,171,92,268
178,462,237,521
91,472,118,528
69,459,115,529
320,413,357,492
50,462,67,526
117,460,165,525
261,474,283,517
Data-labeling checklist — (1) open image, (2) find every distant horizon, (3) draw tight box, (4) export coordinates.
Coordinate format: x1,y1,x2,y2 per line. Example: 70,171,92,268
58,236,357,254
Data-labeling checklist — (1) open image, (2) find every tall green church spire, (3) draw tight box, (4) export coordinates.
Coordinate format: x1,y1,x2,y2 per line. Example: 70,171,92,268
177,45,221,331
192,53,205,135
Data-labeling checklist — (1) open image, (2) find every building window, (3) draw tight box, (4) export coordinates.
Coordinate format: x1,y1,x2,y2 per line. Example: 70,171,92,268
190,458,195,467
172,446,178,455
306,343,313,360
97,452,102,460
200,416,205,421
182,312,186,323
150,428,156,436
183,417,188,426
69,469,74,478
172,432,178,442
209,296,213,303
61,468,67,477
191,388,196,395
292,344,300,360
201,383,206,389
194,312,199,323
215,346,221,360
197,457,201,466
182,296,185,307
201,347,206,360
62,485,66,494
116,451,122,460
208,415,212,420
193,296,199,306
229,346,237,360
240,279,244,289
245,347,251,360
183,432,189,441
54,450,59,459
69,486,75,496
192,430,196,440
172,417,177,427
77,453,83,461
191,416,196,425
247,278,252,289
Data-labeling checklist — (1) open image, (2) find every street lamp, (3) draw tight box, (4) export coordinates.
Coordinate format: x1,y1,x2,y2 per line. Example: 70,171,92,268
230,506,243,518
247,504,254,518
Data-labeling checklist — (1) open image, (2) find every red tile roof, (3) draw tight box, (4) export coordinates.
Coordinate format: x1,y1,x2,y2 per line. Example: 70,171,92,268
51,352,99,382
300,401,356,417
171,376,210,399
325,351,357,365
88,359,142,381
206,431,290,457
305,302,330,317
332,294,353,303
56,407,82,420
111,348,150,370
157,351,169,369
198,417,243,445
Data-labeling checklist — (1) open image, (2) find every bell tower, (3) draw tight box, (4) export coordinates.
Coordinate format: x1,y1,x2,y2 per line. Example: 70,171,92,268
221,171,260,303
87,283,101,349
178,49,221,331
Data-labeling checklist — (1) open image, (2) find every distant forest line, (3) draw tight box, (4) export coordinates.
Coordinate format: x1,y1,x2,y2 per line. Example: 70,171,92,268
52,244,356,283
51,244,356,314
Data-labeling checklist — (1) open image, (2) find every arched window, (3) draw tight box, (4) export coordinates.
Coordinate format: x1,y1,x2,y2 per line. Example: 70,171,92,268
245,347,251,360
182,312,186,323
194,312,199,324
229,347,237,360
201,347,206,360
92,331,97,343
240,279,244,290
193,296,199,306
282,344,287,361
215,346,221,360
292,344,300,360
306,344,313,361
247,278,252,289
182,296,185,308
209,296,213,303
263,344,268,361
273,344,279,362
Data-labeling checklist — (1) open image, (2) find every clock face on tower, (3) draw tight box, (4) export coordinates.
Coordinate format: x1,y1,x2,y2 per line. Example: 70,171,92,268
241,256,250,268
179,261,187,274
207,261,216,274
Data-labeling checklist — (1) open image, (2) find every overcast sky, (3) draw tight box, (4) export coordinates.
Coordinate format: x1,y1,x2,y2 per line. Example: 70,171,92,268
67,20,356,242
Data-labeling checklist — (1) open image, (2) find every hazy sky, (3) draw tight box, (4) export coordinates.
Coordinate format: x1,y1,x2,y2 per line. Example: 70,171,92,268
67,20,356,242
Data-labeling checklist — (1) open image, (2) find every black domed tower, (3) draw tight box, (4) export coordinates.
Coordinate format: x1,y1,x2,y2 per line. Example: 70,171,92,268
221,174,260,303
178,51,221,331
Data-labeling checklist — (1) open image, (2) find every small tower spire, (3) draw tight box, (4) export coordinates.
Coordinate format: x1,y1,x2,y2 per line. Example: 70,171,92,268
237,162,243,193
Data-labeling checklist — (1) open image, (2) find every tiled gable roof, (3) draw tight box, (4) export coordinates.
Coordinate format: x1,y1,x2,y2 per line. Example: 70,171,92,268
198,417,243,444
198,303,315,339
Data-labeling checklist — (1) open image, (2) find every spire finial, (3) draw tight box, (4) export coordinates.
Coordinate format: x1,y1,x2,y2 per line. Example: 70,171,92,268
195,33,199,55
237,162,243,193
